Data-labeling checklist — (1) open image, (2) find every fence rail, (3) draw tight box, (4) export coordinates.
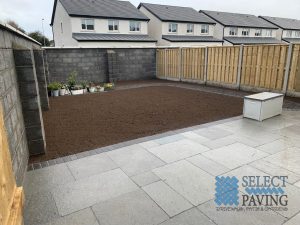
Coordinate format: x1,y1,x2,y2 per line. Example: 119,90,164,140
0,105,24,225
157,44,300,96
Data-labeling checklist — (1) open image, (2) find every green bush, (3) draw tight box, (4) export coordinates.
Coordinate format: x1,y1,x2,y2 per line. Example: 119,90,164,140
48,82,61,91
67,71,78,88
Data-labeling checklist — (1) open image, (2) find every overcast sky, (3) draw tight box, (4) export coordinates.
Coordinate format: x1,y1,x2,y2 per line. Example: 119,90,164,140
1,0,300,39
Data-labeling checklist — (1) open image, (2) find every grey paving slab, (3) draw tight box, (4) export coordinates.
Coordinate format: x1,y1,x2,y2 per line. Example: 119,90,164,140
279,125,300,139
42,208,99,225
131,171,161,187
138,140,160,149
154,134,185,145
258,117,300,131
24,192,59,225
153,160,215,206
202,143,269,170
198,199,287,225
264,147,300,174
52,168,139,216
187,154,230,176
142,181,193,217
107,144,165,176
180,131,211,144
23,163,75,201
67,153,118,180
224,165,300,219
92,190,168,225
194,126,233,140
250,159,300,184
160,207,215,225
147,139,210,163
283,213,300,225
202,135,237,149
257,138,292,154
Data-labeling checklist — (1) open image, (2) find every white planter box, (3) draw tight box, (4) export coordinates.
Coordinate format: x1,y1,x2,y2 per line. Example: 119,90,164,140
71,89,84,95
243,92,284,121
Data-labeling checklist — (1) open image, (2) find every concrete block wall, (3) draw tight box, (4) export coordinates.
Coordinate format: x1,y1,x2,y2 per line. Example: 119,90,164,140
0,24,46,185
45,48,156,83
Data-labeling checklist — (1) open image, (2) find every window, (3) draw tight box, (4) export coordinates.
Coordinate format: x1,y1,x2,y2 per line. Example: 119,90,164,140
168,23,178,33
187,24,194,34
201,24,209,34
286,30,292,37
108,20,119,31
266,29,273,37
229,27,238,36
81,19,94,30
255,29,262,36
295,31,300,38
130,21,141,32
60,22,63,33
242,28,250,36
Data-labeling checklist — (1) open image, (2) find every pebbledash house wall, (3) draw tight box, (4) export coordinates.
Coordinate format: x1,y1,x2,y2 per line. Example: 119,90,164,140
0,24,48,185
45,48,157,83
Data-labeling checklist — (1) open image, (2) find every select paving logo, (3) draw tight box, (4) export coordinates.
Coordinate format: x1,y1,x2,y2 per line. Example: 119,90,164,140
215,176,288,212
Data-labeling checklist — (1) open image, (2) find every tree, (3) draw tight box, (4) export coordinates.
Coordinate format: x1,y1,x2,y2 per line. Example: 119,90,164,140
7,20,26,33
28,31,50,46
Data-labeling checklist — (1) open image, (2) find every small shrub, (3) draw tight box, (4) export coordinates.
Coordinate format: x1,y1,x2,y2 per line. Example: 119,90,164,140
67,71,78,88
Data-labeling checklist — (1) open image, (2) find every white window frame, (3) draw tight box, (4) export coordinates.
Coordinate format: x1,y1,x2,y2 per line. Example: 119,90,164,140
187,24,194,34
266,29,273,37
201,24,209,34
168,23,178,33
295,31,300,38
242,28,250,36
255,29,262,37
286,30,293,38
108,20,119,32
81,19,95,31
129,21,141,32
229,27,238,36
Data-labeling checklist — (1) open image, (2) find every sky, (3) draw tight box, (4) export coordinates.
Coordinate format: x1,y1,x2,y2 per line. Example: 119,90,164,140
1,0,300,39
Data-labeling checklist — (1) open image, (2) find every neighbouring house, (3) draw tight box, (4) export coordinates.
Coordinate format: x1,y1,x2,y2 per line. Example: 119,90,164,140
50,0,157,47
138,3,223,47
200,10,282,45
259,16,300,44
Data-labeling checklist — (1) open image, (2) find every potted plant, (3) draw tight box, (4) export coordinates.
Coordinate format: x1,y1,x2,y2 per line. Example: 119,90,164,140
48,82,60,97
59,83,67,96
70,85,84,95
104,83,114,91
67,71,83,95
81,80,88,94
96,85,104,92
88,82,96,93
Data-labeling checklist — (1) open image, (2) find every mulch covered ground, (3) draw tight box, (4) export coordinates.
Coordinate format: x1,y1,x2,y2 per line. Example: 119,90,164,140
29,86,243,163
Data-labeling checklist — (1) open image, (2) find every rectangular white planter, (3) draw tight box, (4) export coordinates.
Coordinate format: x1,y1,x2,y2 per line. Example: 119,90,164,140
71,89,84,95
243,92,284,121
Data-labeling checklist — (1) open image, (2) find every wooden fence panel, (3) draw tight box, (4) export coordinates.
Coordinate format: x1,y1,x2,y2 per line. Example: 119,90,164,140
0,105,24,225
288,44,300,92
181,48,206,80
241,45,289,90
207,46,239,84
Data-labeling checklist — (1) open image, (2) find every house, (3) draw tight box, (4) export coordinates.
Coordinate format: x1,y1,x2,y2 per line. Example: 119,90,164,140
138,3,223,47
200,10,282,45
259,16,300,44
50,0,157,47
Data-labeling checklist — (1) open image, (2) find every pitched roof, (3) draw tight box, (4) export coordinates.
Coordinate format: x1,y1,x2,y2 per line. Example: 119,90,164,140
51,0,149,25
224,37,282,45
162,35,222,42
72,33,157,42
138,3,215,24
200,10,278,29
282,38,300,44
259,16,300,30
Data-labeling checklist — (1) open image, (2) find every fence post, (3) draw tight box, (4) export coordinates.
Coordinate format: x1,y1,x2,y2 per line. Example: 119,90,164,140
283,43,293,94
164,49,167,80
178,48,182,81
236,44,244,89
204,47,208,84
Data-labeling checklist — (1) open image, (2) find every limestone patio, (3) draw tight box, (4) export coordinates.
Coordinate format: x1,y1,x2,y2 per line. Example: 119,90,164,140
24,110,300,225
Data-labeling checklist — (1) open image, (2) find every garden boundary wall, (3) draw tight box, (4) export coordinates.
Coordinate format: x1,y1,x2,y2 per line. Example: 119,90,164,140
157,44,300,97
44,48,157,83
0,23,48,185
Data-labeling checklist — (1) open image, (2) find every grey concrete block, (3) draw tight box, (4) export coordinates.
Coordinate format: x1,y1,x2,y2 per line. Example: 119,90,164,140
13,49,33,66
27,139,46,155
15,67,36,82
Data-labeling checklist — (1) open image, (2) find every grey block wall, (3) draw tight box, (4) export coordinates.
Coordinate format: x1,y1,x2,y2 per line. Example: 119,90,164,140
0,25,42,185
45,48,156,83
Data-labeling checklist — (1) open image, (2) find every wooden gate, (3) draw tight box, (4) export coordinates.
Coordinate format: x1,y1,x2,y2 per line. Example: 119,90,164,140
0,104,24,225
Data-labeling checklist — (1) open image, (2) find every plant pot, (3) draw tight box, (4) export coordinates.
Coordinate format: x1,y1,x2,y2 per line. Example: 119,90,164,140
89,87,96,93
52,90,59,97
71,89,84,95
59,89,66,96
100,87,105,92
83,88,88,94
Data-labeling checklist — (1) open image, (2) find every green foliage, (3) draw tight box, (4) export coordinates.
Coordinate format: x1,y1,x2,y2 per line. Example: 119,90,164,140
80,80,88,89
67,71,78,87
48,82,61,91
28,31,50,46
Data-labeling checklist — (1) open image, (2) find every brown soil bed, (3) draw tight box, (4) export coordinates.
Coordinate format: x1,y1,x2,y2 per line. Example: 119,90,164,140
30,86,243,163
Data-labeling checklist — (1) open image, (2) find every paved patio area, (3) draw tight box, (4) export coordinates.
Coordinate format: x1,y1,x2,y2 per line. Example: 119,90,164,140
24,110,300,225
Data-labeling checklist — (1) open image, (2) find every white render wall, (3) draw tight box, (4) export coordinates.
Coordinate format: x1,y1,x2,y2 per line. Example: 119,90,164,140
223,27,277,38
159,40,222,47
161,22,214,36
282,30,300,38
76,41,156,48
